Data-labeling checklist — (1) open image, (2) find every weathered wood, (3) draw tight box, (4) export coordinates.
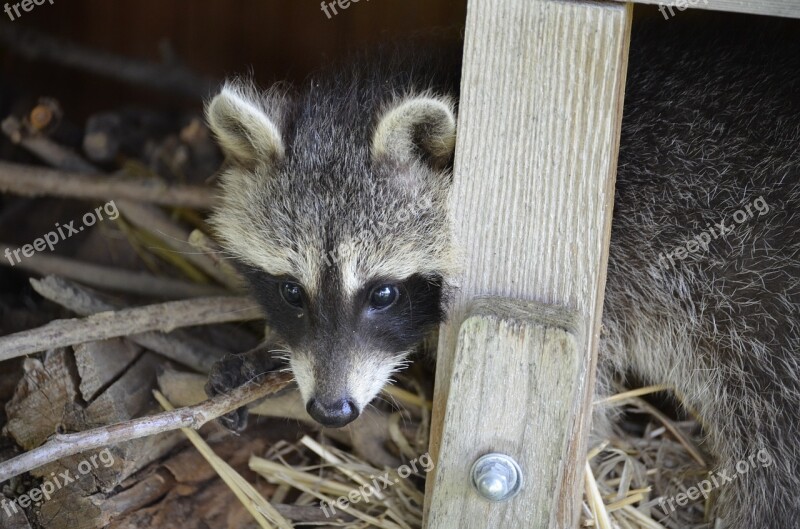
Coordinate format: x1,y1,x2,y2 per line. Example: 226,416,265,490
5,349,79,451
0,243,227,299
0,296,261,362
32,276,230,373
75,339,142,402
79,353,182,487
103,426,286,529
0,371,292,483
426,299,580,527
82,351,158,424
425,1,631,527
0,161,216,209
621,0,800,19
0,500,33,529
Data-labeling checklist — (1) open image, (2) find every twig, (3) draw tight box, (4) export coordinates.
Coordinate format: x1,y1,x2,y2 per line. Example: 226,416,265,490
593,385,672,406
155,391,293,529
584,461,613,529
189,228,244,289
2,116,96,173
31,276,230,372
117,200,238,290
0,22,216,100
0,295,262,362
159,370,405,469
1,123,229,289
0,161,216,209
0,372,293,483
1,120,228,290
0,243,226,300
629,397,707,467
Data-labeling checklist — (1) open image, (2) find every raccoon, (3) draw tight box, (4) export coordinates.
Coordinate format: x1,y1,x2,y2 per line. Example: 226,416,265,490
204,47,460,429
204,20,799,529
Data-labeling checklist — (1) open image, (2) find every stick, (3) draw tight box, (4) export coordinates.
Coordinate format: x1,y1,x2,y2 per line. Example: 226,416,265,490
31,276,230,372
189,229,244,289
2,116,96,173
2,118,227,288
0,243,226,300
154,391,292,529
0,296,262,362
0,23,216,100
116,200,238,290
0,161,216,209
0,372,293,483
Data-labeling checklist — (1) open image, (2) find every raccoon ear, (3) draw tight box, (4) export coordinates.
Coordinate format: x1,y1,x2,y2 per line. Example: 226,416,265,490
371,96,456,169
206,82,286,169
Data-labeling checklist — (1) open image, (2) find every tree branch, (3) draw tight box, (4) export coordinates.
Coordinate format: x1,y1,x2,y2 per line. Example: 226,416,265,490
0,295,262,362
0,22,216,100
0,372,293,483
0,244,227,300
0,161,216,209
31,276,231,372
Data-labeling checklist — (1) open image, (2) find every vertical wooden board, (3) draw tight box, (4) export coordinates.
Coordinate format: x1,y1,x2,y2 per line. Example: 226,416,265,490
427,299,580,528
425,0,631,527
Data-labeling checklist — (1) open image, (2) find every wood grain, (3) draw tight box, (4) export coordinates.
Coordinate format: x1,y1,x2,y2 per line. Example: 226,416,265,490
425,0,632,527
0,296,261,362
427,299,580,528
623,0,800,19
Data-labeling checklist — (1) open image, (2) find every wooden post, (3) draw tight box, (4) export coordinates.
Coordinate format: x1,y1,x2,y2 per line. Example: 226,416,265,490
424,1,632,528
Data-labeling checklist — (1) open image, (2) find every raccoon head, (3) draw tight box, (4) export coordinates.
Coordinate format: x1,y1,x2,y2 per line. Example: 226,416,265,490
207,80,457,427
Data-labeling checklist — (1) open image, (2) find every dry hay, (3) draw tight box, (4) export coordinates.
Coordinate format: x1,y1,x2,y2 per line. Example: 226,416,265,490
164,381,711,529
583,387,715,529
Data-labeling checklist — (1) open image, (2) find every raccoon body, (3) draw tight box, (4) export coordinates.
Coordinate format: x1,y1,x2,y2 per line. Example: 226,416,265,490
601,20,800,528
206,21,799,528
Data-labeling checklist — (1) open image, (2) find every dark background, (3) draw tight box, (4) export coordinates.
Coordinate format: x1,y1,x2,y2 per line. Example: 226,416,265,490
0,0,470,118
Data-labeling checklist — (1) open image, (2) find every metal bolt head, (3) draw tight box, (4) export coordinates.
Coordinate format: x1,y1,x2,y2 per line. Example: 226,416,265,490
471,453,523,502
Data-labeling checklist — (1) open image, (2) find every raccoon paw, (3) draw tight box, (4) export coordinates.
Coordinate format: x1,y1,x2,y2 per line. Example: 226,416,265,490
217,406,250,432
205,353,260,432
205,347,286,432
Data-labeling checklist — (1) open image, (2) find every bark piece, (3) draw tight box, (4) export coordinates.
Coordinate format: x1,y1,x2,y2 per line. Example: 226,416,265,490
4,348,79,451
74,339,142,403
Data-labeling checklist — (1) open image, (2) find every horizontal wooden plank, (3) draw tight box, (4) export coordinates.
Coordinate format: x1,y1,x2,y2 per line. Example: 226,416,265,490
619,0,800,19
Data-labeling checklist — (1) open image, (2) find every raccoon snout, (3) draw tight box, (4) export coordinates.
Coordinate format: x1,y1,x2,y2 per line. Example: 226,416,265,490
306,396,360,428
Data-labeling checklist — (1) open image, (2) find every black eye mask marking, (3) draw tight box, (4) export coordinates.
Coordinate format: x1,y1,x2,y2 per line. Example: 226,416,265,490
357,274,445,350
236,261,445,355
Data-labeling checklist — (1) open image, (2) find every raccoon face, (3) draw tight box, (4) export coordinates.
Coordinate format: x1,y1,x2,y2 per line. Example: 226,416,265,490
206,81,457,427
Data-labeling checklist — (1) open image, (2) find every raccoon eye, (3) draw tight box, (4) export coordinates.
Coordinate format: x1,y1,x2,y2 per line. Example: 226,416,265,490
369,284,399,310
280,282,304,308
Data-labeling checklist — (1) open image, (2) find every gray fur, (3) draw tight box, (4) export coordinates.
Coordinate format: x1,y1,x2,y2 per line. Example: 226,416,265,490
207,20,799,527
600,20,800,528
207,47,459,425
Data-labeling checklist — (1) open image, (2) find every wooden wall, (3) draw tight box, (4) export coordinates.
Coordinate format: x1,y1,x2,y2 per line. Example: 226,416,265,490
1,0,468,117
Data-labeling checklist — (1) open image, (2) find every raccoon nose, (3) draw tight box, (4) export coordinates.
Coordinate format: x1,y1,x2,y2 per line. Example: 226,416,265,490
306,397,359,427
